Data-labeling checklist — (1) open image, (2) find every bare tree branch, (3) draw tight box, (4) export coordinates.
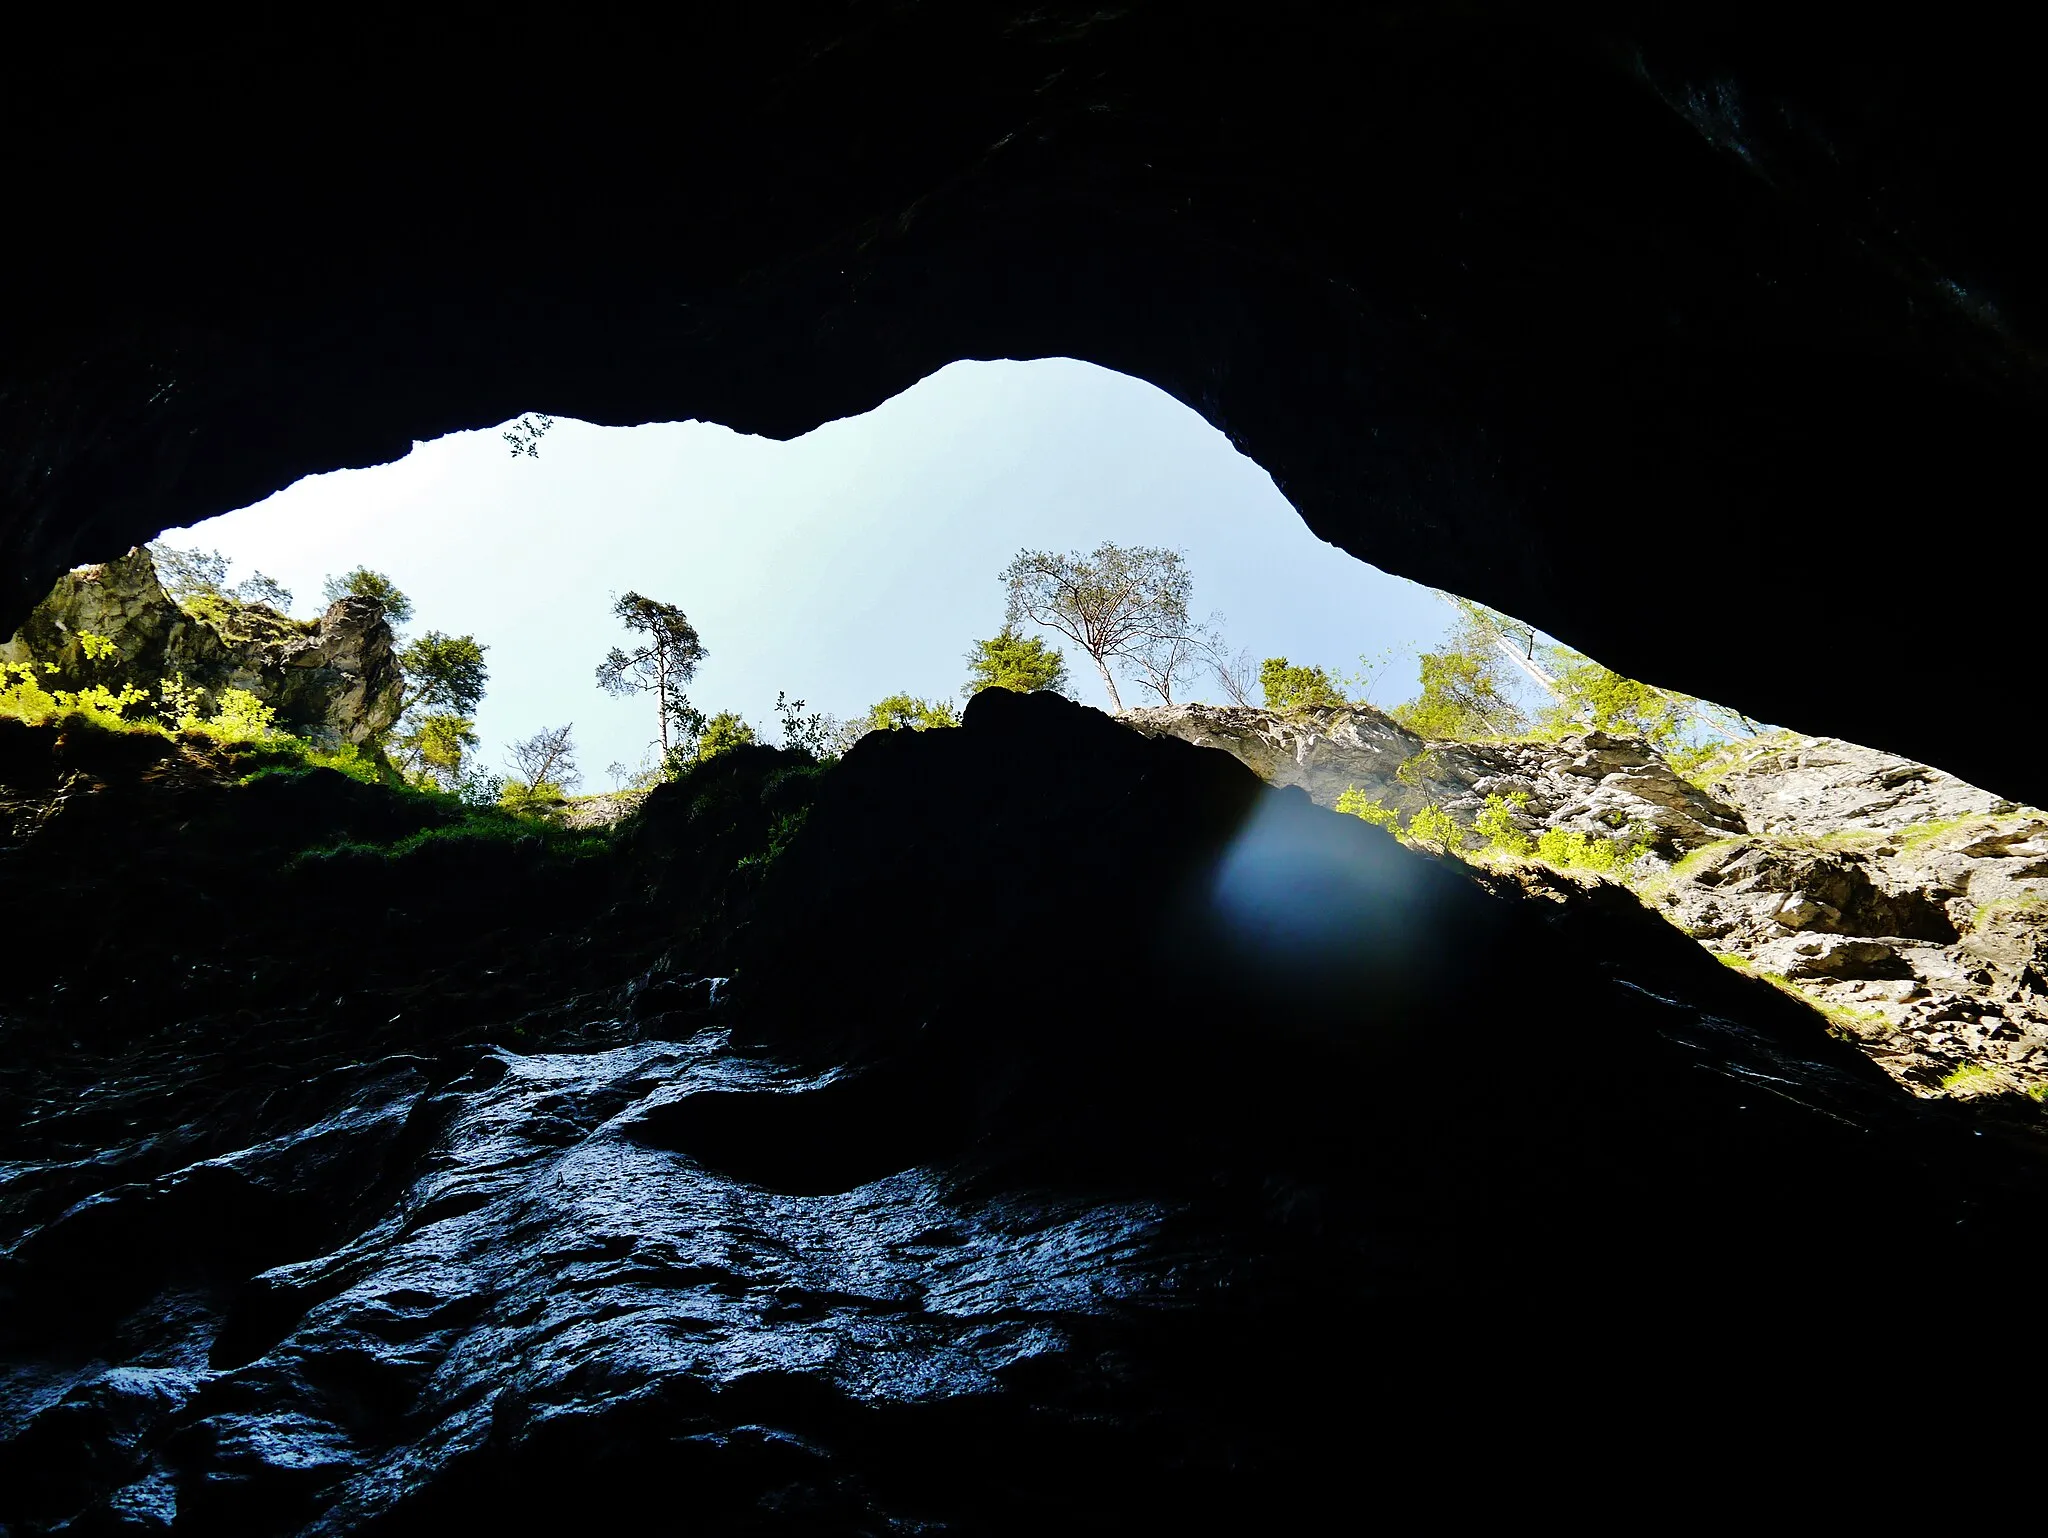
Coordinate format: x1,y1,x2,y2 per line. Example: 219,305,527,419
506,723,580,791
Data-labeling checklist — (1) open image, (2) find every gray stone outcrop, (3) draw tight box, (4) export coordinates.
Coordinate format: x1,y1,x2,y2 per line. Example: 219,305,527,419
1119,702,1743,855
0,547,401,746
1124,702,2048,1101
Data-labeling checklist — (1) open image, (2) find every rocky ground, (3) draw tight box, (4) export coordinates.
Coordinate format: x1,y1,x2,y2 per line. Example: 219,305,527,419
1125,704,2048,1109
5,698,2048,1532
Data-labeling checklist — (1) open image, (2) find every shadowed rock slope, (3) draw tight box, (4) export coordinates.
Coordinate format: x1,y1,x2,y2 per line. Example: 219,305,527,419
3,695,2046,1531
1129,702,2048,1105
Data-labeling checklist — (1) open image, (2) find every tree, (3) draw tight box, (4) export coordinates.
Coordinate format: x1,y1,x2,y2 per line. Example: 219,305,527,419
854,692,959,736
695,710,757,763
397,713,479,785
391,632,489,786
147,543,291,611
963,626,1069,697
322,567,414,624
999,543,1195,711
148,543,229,603
1391,648,1528,740
1388,604,1532,740
503,724,580,805
398,632,488,717
506,723,579,790
1211,645,1259,707
595,592,707,757
1260,657,1348,711
1126,608,1219,706
1543,657,1692,749
233,571,294,610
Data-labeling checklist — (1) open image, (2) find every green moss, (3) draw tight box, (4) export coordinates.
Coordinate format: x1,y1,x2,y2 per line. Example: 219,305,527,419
1939,1063,1999,1094
1968,894,2048,931
1637,836,1748,901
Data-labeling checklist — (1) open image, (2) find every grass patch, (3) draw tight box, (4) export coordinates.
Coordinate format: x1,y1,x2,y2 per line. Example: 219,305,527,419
1637,836,1748,902
1969,894,2048,931
1939,1063,1999,1094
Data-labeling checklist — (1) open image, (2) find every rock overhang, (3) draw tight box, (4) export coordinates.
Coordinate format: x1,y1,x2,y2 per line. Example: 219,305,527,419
3,8,2042,799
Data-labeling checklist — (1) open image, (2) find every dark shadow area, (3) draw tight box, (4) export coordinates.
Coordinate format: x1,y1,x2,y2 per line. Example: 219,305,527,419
7,694,2039,1529
5,6,2045,798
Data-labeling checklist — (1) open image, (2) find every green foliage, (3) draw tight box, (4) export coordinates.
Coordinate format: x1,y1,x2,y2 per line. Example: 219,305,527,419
596,591,707,755
398,632,488,717
857,692,959,735
395,713,479,788
191,688,279,742
1334,786,1401,830
1000,542,1196,710
734,806,812,875
499,778,569,816
1940,1063,1998,1094
1473,791,1533,856
233,571,294,610
964,626,1069,697
1404,804,1468,855
1533,824,1651,875
695,710,757,762
323,567,414,623
391,634,489,785
773,692,841,760
1393,749,1441,788
1260,657,1347,711
78,630,119,663
177,589,306,645
1392,648,1527,740
0,660,150,730
1543,658,1691,749
149,543,230,602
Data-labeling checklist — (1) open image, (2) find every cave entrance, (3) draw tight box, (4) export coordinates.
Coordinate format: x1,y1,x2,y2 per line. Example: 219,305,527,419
142,357,1481,783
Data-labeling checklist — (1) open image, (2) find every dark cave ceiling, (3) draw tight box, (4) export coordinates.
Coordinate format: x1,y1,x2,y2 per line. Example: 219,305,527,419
4,5,2042,797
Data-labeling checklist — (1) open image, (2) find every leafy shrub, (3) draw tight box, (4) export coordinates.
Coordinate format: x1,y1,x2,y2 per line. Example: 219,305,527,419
696,710,757,763
1473,791,1534,856
1390,649,1526,740
1533,824,1651,874
1405,804,1468,855
964,627,1069,697
195,688,278,742
1,660,150,731
499,779,569,816
1260,657,1346,711
853,692,958,736
1334,786,1401,830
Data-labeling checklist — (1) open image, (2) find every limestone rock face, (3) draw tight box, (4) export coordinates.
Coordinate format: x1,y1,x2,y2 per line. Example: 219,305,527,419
0,547,400,746
1125,703,2048,1100
1654,748,2048,1097
1119,703,1744,855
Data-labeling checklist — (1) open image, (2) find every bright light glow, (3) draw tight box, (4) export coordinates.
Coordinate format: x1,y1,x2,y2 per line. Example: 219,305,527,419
161,358,1450,779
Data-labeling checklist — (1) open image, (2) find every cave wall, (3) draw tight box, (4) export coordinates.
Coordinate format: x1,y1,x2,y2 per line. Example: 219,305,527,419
5,5,2042,798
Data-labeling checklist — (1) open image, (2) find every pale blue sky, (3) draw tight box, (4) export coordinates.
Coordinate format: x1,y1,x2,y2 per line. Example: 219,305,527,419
162,358,1462,783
